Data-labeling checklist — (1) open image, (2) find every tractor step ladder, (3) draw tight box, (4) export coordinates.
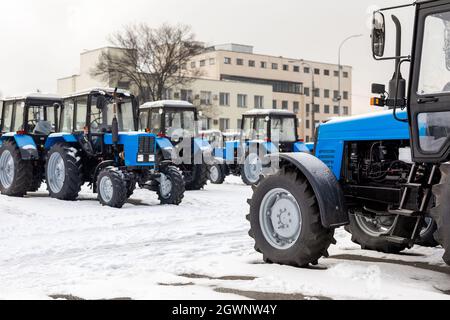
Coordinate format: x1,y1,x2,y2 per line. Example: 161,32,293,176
381,164,438,243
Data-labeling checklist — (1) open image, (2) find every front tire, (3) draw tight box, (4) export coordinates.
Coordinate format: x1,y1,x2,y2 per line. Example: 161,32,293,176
184,164,208,191
241,153,263,186
0,140,33,197
208,164,225,185
248,166,335,267
97,167,127,208
157,166,185,205
45,143,83,201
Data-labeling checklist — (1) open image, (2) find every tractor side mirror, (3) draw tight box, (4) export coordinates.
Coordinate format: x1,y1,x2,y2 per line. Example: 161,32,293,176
372,11,386,57
372,83,386,94
96,96,108,109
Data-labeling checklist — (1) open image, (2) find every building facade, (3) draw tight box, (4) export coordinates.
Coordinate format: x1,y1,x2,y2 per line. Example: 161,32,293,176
188,44,353,141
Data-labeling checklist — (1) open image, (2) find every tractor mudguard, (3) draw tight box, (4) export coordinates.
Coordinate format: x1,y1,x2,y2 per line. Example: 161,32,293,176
45,133,78,150
269,152,349,228
0,133,39,160
156,137,174,160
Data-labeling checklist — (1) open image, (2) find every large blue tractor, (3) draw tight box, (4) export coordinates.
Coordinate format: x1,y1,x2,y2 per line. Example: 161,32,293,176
209,109,309,186
0,94,62,196
43,89,185,208
138,101,212,190
247,0,450,267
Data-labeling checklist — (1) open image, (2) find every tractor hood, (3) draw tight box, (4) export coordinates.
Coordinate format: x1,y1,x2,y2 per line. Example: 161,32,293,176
318,109,410,142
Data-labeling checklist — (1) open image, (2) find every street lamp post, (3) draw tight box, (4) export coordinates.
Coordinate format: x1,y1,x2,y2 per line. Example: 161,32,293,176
337,34,363,116
300,61,316,141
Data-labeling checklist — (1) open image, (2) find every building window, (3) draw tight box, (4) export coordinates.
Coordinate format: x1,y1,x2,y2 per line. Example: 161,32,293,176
313,88,320,98
334,70,339,77
237,119,243,129
282,101,288,110
343,71,349,78
209,58,216,65
324,69,330,76
306,104,310,113
219,118,230,131
283,64,289,71
324,89,330,98
304,87,310,97
254,96,264,109
343,91,349,100
219,92,230,106
224,57,232,64
220,75,302,95
343,106,349,115
324,105,330,114
260,61,267,68
293,101,300,114
200,60,206,67
237,58,244,66
249,60,256,67
314,68,320,75
333,90,340,99
237,94,248,108
181,89,193,103
190,61,196,68
272,100,277,109
293,66,300,72
306,120,310,129
304,67,310,73
180,63,187,70
272,63,278,70
313,104,320,113
200,91,212,105
334,106,340,115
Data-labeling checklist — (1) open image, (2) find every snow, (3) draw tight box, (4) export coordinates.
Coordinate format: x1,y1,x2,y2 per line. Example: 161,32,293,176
0,177,449,300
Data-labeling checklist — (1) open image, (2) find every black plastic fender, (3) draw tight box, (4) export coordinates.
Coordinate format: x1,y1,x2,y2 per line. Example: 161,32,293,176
268,152,349,228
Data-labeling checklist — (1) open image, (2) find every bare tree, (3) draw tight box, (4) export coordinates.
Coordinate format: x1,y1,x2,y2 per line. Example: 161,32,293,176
92,23,204,104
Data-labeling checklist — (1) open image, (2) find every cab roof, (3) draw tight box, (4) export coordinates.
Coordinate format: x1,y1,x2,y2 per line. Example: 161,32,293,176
140,100,195,110
243,109,296,117
63,88,132,99
2,93,63,105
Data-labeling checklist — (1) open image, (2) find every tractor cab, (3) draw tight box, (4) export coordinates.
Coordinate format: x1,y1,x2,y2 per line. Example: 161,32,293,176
0,94,62,154
241,109,300,153
139,100,198,143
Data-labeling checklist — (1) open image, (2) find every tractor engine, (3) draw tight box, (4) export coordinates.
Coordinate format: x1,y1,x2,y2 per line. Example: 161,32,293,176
345,140,412,188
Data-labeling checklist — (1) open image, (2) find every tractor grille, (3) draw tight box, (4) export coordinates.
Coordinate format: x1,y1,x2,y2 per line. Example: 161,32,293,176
138,136,156,163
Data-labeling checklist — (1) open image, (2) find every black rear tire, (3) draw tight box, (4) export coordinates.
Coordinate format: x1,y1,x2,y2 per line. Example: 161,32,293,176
0,140,33,197
97,167,127,209
157,166,185,205
415,218,439,247
45,143,83,201
430,163,450,265
184,164,208,191
126,179,136,198
347,212,409,254
248,166,335,267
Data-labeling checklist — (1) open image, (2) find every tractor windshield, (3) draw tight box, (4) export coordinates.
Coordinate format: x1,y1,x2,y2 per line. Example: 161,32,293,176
164,109,196,138
26,104,58,135
91,96,135,133
271,117,297,142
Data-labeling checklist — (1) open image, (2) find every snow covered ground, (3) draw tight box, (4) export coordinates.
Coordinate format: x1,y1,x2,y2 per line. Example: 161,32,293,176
0,176,449,300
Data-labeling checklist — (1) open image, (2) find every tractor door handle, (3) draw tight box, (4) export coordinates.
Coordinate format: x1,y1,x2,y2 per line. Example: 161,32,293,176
417,97,439,104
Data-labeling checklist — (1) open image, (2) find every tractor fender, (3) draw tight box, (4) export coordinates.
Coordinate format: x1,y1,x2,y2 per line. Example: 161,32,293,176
156,137,174,160
45,133,78,150
0,133,39,160
268,152,349,229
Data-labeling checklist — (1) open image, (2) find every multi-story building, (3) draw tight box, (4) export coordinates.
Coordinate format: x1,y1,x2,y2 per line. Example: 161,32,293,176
188,44,353,141
57,44,353,141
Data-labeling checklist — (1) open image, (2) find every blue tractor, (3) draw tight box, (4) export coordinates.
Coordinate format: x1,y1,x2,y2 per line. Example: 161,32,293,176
209,109,309,186
0,94,62,196
138,101,212,190
43,89,185,208
247,0,450,267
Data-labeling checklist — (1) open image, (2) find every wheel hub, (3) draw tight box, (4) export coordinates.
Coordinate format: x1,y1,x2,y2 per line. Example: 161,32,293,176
47,153,66,193
209,166,219,182
260,188,302,250
244,154,262,183
99,176,114,203
0,150,14,189
159,173,172,199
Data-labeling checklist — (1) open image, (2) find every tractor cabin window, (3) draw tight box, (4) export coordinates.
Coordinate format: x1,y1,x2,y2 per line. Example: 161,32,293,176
271,117,296,142
12,101,25,132
417,10,450,153
61,100,74,133
2,102,14,132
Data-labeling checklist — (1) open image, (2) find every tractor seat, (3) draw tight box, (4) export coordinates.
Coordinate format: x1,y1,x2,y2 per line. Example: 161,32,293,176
33,121,53,135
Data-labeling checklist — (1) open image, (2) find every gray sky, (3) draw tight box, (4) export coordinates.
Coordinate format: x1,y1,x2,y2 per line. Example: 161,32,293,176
0,0,416,114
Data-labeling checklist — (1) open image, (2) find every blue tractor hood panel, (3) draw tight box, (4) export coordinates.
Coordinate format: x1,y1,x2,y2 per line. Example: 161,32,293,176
315,110,409,179
104,132,157,167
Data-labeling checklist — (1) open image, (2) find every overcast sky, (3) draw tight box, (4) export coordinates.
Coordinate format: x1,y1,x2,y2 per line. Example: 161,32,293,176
0,0,416,114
